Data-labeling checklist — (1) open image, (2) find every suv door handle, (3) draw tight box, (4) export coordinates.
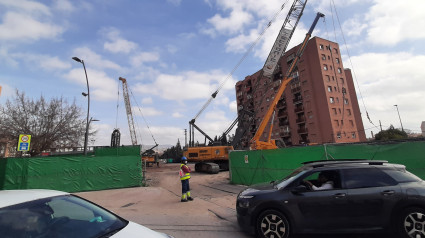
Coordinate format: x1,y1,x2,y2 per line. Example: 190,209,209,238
333,193,346,199
382,190,395,196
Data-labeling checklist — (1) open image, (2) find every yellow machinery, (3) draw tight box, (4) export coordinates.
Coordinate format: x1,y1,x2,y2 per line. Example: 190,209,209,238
183,145,233,174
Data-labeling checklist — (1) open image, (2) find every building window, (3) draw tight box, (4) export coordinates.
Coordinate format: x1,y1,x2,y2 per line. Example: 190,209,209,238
336,97,339,103
332,76,335,81
344,99,349,104
324,65,328,71
337,132,341,139
338,108,342,114
319,44,324,50
321,54,326,60
334,48,338,54
330,97,334,103
352,132,356,138
328,86,332,92
336,58,340,64
340,78,344,84
347,109,352,115
326,75,330,82
335,120,340,127
332,108,337,115
338,68,342,73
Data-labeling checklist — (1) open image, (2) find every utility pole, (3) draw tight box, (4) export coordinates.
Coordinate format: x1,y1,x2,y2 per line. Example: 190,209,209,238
184,129,187,147
394,105,404,132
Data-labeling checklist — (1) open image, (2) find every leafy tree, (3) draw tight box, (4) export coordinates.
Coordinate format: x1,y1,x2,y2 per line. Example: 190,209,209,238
375,125,408,141
0,90,88,156
160,140,183,161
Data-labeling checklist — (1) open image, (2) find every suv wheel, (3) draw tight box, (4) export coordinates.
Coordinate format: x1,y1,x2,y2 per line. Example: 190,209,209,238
400,207,425,238
256,209,290,238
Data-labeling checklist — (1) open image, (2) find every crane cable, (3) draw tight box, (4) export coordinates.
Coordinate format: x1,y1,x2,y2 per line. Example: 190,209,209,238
193,0,291,121
128,87,158,146
329,0,377,128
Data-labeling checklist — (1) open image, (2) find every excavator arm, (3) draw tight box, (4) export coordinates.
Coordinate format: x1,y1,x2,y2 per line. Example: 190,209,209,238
250,12,325,150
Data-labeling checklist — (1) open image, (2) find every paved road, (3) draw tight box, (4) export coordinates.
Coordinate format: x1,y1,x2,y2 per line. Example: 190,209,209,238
77,163,393,238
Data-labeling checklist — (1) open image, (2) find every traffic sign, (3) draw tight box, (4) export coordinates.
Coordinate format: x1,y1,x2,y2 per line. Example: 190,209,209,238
18,134,32,151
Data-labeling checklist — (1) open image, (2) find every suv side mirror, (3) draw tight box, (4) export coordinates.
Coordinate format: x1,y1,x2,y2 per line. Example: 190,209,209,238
291,185,308,194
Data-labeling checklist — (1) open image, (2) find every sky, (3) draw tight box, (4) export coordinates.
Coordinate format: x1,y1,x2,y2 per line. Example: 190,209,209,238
1,0,425,149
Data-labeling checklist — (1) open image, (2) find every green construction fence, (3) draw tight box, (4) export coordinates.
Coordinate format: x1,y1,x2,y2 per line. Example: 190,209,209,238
229,140,425,185
0,146,143,192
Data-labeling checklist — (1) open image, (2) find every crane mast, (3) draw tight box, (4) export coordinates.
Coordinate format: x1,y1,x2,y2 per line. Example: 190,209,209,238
119,77,138,145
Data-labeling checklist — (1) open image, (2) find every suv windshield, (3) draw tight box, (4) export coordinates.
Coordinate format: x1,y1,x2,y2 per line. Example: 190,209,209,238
275,167,308,189
0,195,127,238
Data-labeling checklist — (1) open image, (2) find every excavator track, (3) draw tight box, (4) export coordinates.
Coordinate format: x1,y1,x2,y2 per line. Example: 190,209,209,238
195,162,220,174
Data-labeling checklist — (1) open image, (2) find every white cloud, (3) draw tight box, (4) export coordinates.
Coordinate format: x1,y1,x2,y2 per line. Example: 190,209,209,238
104,38,138,54
133,106,163,117
53,0,75,12
350,52,425,134
132,70,237,102
72,47,122,70
64,68,118,101
141,97,153,104
0,12,64,41
0,0,50,15
365,0,425,46
11,52,71,71
229,100,237,113
131,52,160,67
172,112,183,118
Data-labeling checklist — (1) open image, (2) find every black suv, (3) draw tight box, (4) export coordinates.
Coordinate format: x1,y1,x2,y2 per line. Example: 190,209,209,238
236,160,425,238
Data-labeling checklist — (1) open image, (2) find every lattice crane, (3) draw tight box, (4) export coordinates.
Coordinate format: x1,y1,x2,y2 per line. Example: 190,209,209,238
119,77,138,145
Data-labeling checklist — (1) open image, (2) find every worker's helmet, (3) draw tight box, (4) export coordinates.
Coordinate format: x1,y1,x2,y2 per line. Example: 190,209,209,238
181,157,187,161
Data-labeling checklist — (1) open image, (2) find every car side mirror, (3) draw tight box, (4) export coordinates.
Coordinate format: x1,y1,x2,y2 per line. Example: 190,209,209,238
291,185,308,194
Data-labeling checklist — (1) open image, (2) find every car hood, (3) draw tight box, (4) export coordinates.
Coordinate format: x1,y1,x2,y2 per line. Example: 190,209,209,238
112,221,173,238
240,182,276,196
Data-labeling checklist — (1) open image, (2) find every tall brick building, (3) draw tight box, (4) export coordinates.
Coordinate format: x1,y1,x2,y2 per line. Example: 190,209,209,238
235,37,366,147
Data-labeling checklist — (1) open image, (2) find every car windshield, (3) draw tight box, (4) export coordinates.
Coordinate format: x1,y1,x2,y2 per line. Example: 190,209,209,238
0,194,128,238
275,167,308,190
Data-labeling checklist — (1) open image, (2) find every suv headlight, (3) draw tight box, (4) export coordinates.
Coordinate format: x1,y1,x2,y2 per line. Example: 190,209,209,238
238,195,254,208
239,195,254,199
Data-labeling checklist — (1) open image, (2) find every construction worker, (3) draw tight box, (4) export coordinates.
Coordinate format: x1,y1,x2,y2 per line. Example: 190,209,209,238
179,157,193,202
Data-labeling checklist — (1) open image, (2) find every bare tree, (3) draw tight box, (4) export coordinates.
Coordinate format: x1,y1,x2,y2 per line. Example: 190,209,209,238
0,90,88,156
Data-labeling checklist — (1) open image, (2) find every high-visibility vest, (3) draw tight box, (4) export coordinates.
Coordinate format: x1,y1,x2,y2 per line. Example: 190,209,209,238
180,164,191,180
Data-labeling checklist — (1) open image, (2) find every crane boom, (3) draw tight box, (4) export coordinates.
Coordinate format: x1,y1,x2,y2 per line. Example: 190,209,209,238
250,12,325,150
119,77,138,145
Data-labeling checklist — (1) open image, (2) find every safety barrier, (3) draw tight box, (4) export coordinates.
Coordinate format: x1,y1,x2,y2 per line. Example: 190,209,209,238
0,146,143,192
229,140,425,185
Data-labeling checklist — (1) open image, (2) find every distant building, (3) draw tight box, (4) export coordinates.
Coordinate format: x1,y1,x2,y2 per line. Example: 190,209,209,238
235,37,367,147
421,121,425,137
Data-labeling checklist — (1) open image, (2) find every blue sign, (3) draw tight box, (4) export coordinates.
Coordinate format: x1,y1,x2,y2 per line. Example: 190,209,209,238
19,143,29,151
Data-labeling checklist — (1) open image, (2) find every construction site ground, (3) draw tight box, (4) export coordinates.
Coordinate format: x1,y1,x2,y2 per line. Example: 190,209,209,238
77,162,389,238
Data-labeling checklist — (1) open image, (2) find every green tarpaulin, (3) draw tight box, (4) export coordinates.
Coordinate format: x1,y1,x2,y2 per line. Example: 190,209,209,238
0,146,143,192
229,140,425,185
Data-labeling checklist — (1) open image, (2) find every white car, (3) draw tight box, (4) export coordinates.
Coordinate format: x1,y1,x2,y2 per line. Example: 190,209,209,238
0,189,174,238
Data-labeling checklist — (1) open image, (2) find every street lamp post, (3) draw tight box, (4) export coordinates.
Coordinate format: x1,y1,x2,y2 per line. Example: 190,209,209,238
72,57,90,156
394,104,404,132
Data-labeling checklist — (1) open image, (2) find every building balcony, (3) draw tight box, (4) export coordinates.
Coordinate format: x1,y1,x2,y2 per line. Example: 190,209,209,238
291,86,301,93
294,106,304,113
293,96,303,104
280,131,291,137
296,117,306,124
277,101,286,109
297,128,308,134
277,110,288,117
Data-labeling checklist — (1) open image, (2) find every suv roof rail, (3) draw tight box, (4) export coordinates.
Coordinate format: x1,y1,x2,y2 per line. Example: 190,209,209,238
302,159,388,168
